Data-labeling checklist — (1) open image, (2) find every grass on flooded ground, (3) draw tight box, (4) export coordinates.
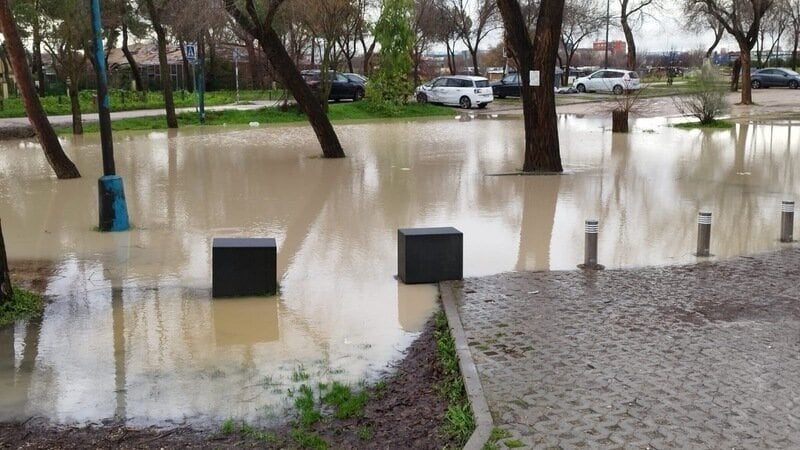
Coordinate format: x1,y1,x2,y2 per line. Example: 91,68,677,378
58,101,455,134
0,288,43,327
220,307,474,449
673,119,735,129
0,89,285,119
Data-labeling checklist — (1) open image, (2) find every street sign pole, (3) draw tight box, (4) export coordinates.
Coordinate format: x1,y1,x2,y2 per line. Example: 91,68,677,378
234,48,240,104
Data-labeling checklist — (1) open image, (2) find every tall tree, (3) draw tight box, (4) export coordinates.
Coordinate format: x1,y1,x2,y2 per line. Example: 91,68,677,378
225,0,345,158
0,219,11,307
142,0,178,128
0,0,80,179
412,0,439,84
498,0,565,172
40,0,92,135
449,0,499,75
790,0,800,68
560,0,604,84
370,0,413,106
683,2,726,58
691,0,775,104
619,0,658,70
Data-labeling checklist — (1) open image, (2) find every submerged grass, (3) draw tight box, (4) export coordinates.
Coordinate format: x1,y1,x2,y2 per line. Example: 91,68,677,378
0,288,43,327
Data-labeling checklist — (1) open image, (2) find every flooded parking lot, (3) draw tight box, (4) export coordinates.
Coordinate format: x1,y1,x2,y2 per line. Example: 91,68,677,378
0,114,798,427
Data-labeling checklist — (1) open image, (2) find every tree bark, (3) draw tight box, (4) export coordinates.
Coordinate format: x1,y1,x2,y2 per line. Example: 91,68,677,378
121,22,144,92
145,0,178,128
179,39,194,93
731,57,741,92
0,218,12,306
612,109,628,133
0,0,80,179
225,1,345,158
68,84,82,135
498,0,564,173
738,43,753,104
32,7,45,96
621,9,637,70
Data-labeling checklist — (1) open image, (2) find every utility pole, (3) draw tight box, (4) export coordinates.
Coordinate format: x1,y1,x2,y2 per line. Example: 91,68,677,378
91,0,129,231
604,0,610,69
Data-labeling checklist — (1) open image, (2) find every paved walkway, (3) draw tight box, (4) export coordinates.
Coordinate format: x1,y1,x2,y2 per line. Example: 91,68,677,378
443,248,800,449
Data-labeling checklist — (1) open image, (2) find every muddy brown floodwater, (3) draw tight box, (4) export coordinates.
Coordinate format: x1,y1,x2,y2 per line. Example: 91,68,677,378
0,113,798,428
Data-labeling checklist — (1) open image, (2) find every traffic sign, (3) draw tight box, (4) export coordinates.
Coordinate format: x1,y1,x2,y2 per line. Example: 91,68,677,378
185,42,197,62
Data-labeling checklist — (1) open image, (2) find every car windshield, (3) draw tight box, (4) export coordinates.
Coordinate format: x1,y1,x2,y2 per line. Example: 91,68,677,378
475,80,489,87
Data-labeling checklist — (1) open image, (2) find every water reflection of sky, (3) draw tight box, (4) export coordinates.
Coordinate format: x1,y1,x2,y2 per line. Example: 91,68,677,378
0,115,798,426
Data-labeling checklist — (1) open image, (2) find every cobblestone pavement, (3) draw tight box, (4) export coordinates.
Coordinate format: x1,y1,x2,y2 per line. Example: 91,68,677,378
446,248,800,449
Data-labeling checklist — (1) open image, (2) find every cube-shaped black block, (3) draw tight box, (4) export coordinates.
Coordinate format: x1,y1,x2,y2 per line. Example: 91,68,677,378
398,227,463,284
212,238,277,297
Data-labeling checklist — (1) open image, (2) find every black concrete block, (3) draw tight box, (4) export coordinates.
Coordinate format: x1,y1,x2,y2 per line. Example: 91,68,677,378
398,227,463,284
212,238,277,297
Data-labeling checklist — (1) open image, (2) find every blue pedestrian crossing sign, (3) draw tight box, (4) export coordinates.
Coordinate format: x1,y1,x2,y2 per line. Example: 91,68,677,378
185,43,197,63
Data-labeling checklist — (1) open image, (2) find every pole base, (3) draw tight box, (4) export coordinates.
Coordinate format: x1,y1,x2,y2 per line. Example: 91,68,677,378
577,263,605,270
98,175,130,232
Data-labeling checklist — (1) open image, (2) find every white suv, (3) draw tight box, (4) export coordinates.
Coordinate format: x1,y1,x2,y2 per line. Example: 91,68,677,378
572,69,640,94
415,75,493,109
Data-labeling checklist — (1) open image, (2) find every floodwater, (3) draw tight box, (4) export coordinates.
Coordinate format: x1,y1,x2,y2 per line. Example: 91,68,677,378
0,113,798,427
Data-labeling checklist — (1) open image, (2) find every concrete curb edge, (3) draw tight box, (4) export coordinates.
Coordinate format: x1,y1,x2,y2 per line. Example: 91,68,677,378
440,281,493,450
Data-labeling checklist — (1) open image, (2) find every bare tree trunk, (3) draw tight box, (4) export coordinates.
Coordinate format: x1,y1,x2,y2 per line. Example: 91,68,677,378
225,1,345,159
244,38,261,88
470,47,480,75
0,218,12,306
739,44,753,104
793,30,799,70
612,109,628,133
498,0,564,173
32,9,45,96
145,0,178,128
731,57,741,91
0,0,80,179
121,22,143,91
706,23,725,59
621,13,637,70
179,39,194,93
359,37,376,75
68,84,82,135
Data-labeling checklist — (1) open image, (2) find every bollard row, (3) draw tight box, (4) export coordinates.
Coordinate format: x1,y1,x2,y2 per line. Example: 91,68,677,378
579,200,796,270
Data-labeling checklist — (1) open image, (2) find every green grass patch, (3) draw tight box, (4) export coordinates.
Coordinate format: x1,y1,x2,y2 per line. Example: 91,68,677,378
674,119,735,129
294,385,321,427
0,288,43,327
291,364,310,382
356,425,373,440
321,382,368,419
434,309,475,445
56,101,455,134
504,438,525,448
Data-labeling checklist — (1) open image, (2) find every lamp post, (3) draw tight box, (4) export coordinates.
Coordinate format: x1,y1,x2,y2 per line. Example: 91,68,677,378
91,0,129,232
604,0,610,69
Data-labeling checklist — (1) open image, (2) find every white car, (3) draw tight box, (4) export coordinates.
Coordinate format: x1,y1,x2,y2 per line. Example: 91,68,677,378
572,69,641,94
415,75,493,109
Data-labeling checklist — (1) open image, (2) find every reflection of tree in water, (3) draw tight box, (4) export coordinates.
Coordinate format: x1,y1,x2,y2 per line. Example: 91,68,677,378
515,175,561,271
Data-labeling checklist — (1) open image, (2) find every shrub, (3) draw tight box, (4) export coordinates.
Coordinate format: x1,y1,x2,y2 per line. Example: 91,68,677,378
674,61,729,125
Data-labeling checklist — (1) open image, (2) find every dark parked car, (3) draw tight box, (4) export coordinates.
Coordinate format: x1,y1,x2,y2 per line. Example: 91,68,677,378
750,68,800,89
301,70,365,101
491,73,521,98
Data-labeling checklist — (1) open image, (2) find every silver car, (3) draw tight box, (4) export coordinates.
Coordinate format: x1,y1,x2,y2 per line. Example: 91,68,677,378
572,69,641,94
415,75,493,109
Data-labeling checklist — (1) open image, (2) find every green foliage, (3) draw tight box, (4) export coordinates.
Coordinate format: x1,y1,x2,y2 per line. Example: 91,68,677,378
504,438,525,448
356,425,373,440
0,288,43,327
291,428,328,449
220,418,235,434
434,309,475,446
368,0,414,113
321,382,368,419
294,385,321,427
292,365,310,382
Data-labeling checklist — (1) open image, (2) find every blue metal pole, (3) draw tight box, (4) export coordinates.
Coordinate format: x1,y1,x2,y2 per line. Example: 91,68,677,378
91,0,129,231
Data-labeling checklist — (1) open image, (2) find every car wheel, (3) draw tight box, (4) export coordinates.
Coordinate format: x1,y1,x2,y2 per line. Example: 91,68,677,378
576,84,586,93
751,79,761,89
416,93,428,104
459,96,471,109
353,88,364,101
790,80,799,89
612,85,624,95
478,103,487,109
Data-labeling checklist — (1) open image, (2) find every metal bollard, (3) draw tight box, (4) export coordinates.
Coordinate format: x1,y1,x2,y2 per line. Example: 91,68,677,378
696,212,712,257
781,201,795,243
578,220,603,270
